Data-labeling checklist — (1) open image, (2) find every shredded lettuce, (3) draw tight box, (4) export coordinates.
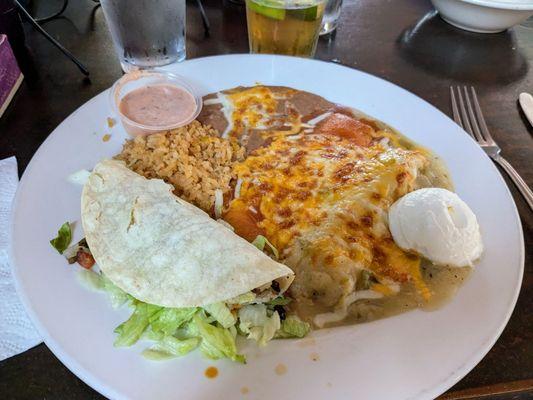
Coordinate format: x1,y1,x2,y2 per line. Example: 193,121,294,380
142,326,165,342
142,336,200,360
77,269,105,291
50,222,72,254
227,291,257,305
101,274,130,308
266,296,291,306
203,302,236,328
78,271,308,363
78,269,130,308
252,235,279,259
114,302,162,347
238,304,281,346
150,307,198,336
191,312,245,363
276,315,310,338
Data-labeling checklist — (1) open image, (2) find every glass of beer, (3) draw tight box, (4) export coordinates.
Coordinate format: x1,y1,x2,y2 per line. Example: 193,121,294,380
245,0,325,58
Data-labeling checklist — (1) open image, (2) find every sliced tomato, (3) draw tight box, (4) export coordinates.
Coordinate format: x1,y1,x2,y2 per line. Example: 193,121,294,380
316,113,373,146
223,201,265,242
77,249,95,269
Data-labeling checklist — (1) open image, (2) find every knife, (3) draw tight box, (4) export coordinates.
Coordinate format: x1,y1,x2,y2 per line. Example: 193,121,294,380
518,92,533,127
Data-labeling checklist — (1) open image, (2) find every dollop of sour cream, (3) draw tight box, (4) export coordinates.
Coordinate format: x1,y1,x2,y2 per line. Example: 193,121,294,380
388,188,483,267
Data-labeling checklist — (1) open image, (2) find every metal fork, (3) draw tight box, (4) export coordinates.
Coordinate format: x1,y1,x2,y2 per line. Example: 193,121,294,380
450,86,533,211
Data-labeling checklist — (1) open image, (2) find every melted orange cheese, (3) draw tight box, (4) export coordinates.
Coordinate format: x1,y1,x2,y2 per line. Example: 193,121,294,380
218,87,435,304
225,86,302,140
227,131,432,300
227,86,276,134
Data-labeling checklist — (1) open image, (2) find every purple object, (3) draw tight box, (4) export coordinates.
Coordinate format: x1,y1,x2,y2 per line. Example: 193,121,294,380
0,34,23,118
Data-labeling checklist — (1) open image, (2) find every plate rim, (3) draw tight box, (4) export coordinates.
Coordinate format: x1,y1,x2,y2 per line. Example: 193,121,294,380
8,54,525,400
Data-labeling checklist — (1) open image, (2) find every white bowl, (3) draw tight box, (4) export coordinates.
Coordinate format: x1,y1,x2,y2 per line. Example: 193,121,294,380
431,0,533,33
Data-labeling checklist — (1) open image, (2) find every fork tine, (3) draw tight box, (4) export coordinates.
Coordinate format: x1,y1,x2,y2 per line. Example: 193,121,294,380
456,86,474,138
463,86,485,143
470,87,495,144
450,87,462,127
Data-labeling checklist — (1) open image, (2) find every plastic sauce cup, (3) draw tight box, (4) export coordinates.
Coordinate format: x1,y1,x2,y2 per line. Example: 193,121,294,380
109,70,202,137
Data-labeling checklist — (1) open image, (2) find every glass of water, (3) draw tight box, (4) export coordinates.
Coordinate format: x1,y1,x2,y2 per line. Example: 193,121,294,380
320,0,343,35
100,0,186,72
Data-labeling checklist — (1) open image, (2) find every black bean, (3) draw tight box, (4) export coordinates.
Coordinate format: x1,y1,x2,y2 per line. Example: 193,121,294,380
271,280,280,293
274,305,286,321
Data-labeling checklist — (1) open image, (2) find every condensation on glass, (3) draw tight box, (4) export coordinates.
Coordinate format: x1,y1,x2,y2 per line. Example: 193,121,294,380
100,0,186,72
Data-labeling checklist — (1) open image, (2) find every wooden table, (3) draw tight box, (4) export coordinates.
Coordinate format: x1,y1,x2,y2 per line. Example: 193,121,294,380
0,0,531,398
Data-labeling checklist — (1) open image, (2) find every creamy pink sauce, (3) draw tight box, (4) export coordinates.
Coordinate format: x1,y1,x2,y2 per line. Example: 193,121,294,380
119,84,196,127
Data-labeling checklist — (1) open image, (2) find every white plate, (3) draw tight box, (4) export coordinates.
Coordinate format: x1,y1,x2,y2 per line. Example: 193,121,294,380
9,55,524,400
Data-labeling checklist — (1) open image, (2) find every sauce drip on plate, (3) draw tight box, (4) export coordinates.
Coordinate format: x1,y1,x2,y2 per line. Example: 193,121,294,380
119,84,196,127
274,363,287,375
204,366,218,379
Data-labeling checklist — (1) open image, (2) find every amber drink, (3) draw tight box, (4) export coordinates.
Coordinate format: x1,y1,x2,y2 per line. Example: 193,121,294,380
246,0,325,57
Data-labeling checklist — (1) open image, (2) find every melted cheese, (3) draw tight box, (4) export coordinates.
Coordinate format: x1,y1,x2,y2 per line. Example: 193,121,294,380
215,87,440,315
222,86,303,141
228,86,276,131
227,130,432,302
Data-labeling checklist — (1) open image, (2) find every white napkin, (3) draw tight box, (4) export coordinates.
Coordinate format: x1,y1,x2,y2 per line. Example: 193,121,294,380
0,157,41,360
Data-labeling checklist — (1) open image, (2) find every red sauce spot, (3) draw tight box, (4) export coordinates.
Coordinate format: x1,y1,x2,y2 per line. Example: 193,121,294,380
282,167,292,176
396,172,408,184
258,182,273,192
320,151,348,160
324,254,335,265
275,363,287,375
372,245,387,264
277,207,292,217
346,220,359,230
288,108,298,118
223,203,264,242
316,113,373,146
310,218,322,226
205,366,218,379
274,187,290,201
279,219,295,229
333,162,356,182
360,215,373,227
290,150,306,165
294,191,311,201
